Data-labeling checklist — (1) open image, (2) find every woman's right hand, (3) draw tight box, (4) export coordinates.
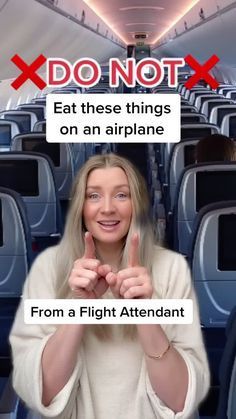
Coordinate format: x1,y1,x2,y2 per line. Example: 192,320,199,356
68,232,111,299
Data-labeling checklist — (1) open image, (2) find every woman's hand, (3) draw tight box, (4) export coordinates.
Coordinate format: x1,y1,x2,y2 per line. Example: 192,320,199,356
68,232,111,298
106,234,153,299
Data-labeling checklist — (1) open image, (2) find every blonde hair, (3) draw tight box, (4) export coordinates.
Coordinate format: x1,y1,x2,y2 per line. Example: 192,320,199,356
55,153,156,338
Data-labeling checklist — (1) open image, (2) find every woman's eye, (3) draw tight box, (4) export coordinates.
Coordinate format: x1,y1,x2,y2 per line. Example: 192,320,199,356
115,192,128,200
88,193,100,201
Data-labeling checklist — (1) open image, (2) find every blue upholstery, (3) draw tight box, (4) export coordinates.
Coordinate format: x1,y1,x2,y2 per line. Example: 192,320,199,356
0,152,62,239
71,143,86,172
0,375,20,419
228,356,236,418
0,120,20,151
0,186,32,295
0,187,32,405
215,306,236,418
11,133,75,200
16,104,45,121
173,162,236,255
0,111,37,133
168,138,199,209
189,201,236,327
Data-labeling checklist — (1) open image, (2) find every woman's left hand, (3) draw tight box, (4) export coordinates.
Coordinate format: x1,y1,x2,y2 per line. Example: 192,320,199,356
118,234,153,299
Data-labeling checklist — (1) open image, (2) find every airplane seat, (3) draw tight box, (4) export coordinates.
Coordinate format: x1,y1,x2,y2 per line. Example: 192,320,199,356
0,120,20,152
217,84,234,94
0,111,37,133
0,375,21,419
188,89,212,105
187,87,210,103
163,124,219,213
168,138,199,210
33,120,46,133
180,99,190,106
215,305,236,418
16,104,45,121
31,98,46,106
188,201,236,327
227,355,236,419
0,152,63,251
72,143,86,172
181,124,219,141
221,112,236,136
194,94,222,111
201,99,234,119
209,105,236,127
226,90,236,100
198,95,225,114
85,143,96,158
0,187,32,419
220,87,236,97
181,113,207,124
11,133,75,201
172,162,236,255
181,105,198,113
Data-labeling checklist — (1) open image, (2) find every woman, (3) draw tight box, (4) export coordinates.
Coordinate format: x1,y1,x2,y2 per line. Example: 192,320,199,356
10,153,209,419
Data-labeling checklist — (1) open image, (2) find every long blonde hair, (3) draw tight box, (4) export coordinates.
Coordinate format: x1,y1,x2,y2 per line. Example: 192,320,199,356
55,153,156,338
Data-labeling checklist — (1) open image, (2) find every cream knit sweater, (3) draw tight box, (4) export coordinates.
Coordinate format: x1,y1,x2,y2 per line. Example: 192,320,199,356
10,245,209,419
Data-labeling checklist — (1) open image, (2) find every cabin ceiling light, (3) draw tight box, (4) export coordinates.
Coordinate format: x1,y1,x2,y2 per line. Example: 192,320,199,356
151,0,200,45
126,23,156,26
119,6,164,11
82,0,128,43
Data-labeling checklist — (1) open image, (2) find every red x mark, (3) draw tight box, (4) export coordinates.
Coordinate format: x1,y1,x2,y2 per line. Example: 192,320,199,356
184,54,219,89
11,54,47,90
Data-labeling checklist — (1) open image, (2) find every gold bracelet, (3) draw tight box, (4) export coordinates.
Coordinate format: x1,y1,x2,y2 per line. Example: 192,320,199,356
146,342,171,360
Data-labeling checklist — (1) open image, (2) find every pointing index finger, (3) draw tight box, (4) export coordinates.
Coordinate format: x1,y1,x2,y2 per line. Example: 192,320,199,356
84,231,96,259
128,233,140,267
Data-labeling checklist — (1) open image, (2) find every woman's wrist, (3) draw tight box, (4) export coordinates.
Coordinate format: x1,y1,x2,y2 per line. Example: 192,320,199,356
136,324,170,355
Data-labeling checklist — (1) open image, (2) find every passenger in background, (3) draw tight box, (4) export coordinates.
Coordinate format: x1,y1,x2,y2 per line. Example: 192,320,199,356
10,153,209,419
196,133,236,162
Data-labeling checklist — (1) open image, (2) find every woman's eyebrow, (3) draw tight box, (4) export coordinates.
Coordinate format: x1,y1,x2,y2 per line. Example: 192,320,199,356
86,184,130,189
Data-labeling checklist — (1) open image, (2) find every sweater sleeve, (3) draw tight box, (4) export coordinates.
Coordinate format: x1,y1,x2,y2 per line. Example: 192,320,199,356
145,249,210,418
9,247,83,418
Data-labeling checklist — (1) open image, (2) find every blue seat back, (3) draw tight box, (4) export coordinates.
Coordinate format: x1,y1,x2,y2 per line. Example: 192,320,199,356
0,152,62,237
16,104,45,121
221,112,236,136
0,188,32,379
0,111,37,133
215,306,236,418
169,139,199,209
189,202,236,327
0,187,32,297
228,356,236,418
173,162,236,255
0,120,20,151
11,133,75,200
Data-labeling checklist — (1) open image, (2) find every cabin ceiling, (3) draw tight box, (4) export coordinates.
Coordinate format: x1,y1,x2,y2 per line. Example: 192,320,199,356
82,0,200,45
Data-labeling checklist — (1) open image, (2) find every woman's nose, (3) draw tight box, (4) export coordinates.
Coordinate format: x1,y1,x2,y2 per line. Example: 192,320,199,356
101,197,115,213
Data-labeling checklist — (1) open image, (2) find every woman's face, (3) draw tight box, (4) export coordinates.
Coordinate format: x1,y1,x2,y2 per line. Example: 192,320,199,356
83,167,132,246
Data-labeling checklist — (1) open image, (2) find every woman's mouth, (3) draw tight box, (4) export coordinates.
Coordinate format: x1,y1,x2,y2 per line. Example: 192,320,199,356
97,221,120,230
